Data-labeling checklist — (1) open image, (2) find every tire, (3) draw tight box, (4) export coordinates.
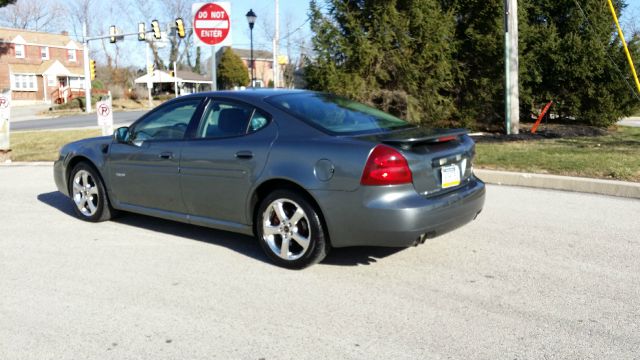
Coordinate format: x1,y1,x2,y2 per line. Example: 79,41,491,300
68,162,115,222
256,189,330,269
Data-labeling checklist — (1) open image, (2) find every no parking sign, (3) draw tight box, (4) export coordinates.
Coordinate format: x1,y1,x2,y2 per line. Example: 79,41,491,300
96,95,113,136
0,90,10,151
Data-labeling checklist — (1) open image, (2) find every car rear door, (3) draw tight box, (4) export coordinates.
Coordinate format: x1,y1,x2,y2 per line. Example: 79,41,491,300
107,97,204,214
179,98,277,225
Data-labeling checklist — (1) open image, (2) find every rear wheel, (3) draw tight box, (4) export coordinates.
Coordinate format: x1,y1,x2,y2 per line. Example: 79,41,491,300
69,163,114,222
256,190,330,269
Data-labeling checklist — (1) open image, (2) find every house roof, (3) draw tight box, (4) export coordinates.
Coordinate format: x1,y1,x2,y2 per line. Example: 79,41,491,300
9,60,84,76
134,70,212,84
0,27,82,48
176,71,211,83
134,70,178,84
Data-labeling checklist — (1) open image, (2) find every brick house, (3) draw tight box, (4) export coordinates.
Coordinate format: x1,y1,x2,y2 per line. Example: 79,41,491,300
232,48,274,87
0,27,85,104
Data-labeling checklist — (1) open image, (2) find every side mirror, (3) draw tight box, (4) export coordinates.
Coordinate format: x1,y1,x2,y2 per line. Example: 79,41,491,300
114,126,130,144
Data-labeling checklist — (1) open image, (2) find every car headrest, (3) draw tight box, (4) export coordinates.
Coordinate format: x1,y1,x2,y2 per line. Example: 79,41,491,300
218,108,249,135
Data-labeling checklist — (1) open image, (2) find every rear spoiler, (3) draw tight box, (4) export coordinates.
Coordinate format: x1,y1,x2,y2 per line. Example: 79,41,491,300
380,128,468,147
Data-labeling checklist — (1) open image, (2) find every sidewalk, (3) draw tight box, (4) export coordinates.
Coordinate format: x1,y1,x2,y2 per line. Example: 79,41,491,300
475,169,640,199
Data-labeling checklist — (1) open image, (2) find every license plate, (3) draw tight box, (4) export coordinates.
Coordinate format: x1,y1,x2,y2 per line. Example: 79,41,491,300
441,164,461,188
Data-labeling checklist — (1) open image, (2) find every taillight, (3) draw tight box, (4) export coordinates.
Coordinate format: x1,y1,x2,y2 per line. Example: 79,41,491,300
360,145,413,186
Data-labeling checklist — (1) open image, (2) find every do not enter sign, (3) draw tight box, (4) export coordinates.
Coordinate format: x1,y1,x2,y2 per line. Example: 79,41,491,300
193,2,231,46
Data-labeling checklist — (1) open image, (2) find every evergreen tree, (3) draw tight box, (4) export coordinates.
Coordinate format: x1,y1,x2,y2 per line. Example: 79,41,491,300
217,47,250,89
194,47,202,75
305,0,457,125
522,0,640,126
305,0,640,128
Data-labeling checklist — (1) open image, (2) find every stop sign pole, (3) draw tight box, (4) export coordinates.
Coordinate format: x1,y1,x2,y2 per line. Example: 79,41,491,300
192,2,232,91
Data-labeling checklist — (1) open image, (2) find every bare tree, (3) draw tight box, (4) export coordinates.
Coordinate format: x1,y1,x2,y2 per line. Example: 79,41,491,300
0,0,64,31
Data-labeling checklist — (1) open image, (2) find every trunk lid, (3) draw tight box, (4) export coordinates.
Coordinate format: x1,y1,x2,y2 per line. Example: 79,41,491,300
360,127,476,196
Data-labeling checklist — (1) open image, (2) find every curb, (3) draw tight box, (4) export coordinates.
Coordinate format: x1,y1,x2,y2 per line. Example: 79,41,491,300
475,169,640,199
0,161,53,167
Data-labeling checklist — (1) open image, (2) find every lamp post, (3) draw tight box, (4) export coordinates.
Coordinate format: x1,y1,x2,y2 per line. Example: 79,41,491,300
246,9,257,87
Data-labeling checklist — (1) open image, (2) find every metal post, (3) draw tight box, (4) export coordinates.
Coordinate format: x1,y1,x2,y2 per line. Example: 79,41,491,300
146,43,153,108
82,22,92,113
174,61,178,97
250,28,255,87
273,0,279,88
504,0,519,135
211,46,217,91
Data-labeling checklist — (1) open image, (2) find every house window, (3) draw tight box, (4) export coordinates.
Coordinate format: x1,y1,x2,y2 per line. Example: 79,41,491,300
67,49,76,62
41,47,49,60
69,77,84,89
12,74,38,91
15,44,25,58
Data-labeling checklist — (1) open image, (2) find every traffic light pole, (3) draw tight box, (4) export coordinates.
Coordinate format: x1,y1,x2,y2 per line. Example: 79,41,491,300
81,28,150,114
83,23,92,113
146,43,153,108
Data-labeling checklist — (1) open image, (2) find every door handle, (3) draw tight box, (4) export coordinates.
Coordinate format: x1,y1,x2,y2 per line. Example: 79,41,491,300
235,151,254,159
159,152,173,159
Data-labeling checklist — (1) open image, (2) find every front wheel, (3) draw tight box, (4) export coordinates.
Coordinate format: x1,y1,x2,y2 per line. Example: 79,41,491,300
69,163,115,222
256,190,330,269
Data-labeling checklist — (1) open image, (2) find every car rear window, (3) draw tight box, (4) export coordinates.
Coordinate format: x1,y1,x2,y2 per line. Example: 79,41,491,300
265,93,413,135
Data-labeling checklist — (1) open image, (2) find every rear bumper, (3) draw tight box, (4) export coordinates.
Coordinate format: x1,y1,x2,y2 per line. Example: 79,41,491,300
311,175,485,248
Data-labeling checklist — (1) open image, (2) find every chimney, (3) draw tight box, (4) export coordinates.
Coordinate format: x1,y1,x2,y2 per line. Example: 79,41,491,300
61,31,69,36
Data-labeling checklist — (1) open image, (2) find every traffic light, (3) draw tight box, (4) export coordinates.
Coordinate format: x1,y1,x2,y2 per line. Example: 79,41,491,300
90,59,96,80
169,70,175,77
151,20,161,40
175,18,185,38
109,25,116,43
147,63,154,75
138,22,146,41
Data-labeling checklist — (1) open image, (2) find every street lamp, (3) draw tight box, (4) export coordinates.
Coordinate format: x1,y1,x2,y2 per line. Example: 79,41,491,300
246,9,257,87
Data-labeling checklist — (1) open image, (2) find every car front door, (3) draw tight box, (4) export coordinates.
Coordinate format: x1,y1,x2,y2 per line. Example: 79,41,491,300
107,98,204,214
179,98,277,225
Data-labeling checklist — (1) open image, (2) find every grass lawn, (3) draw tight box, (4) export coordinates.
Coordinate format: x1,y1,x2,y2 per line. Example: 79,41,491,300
10,129,101,162
475,126,640,182
7,127,640,182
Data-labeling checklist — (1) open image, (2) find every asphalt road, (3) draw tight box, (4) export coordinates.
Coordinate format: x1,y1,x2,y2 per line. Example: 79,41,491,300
11,110,146,131
1,165,639,359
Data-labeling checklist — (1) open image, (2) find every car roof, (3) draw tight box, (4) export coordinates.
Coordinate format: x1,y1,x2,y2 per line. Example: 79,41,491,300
178,88,310,102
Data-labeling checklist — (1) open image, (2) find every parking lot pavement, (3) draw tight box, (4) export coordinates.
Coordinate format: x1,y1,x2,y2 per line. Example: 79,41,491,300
1,165,639,360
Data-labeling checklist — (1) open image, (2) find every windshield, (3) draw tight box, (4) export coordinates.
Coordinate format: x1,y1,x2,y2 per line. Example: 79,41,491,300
265,93,414,135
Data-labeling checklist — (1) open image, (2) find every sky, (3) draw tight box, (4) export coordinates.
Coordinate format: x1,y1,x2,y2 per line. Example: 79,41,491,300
116,0,314,69
3,0,639,69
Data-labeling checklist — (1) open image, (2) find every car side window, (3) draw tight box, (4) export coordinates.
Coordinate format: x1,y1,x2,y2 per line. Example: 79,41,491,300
131,99,201,142
196,101,269,139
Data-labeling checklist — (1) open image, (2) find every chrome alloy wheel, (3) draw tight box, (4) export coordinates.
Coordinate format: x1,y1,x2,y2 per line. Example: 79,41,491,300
72,169,99,217
262,199,311,261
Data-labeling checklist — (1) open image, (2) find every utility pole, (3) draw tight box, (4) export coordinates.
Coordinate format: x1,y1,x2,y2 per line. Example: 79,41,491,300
146,43,153,108
82,22,92,113
273,0,279,88
173,61,178,98
504,0,519,134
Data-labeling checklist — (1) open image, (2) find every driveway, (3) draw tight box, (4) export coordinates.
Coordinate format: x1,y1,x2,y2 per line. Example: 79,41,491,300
1,165,639,359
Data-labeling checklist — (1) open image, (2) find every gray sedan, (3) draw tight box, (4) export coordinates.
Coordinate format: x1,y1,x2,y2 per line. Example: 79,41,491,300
54,90,485,268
